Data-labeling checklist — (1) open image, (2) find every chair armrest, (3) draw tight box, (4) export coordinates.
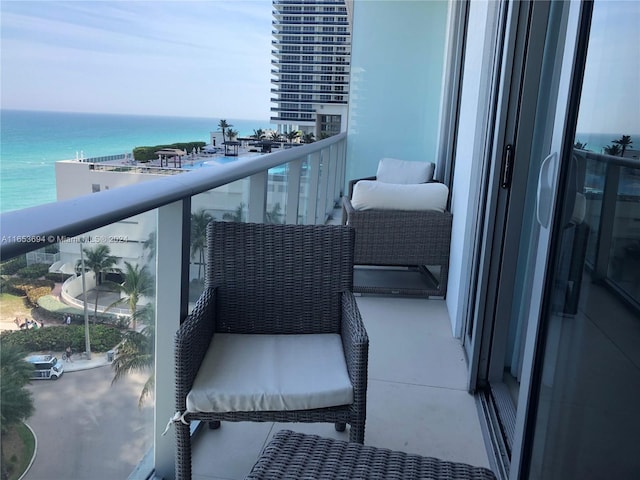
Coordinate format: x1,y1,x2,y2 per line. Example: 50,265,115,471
340,292,369,403
175,287,217,410
348,176,377,199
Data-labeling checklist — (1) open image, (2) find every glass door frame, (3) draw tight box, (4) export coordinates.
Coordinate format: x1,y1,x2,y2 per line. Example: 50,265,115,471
464,1,593,478
512,2,595,478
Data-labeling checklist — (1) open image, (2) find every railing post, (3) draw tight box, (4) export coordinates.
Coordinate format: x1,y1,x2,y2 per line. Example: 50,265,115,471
154,199,190,479
318,148,330,223
593,162,620,280
286,159,303,224
248,171,268,223
306,152,321,225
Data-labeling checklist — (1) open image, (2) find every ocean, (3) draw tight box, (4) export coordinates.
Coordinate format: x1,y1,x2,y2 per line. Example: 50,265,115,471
0,110,269,213
1,109,635,213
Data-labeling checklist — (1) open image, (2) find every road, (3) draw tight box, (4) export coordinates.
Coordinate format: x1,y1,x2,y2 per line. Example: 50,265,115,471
26,365,153,480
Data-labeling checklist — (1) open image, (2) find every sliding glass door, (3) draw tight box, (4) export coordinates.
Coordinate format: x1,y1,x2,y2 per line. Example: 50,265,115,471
470,1,639,478
521,1,640,478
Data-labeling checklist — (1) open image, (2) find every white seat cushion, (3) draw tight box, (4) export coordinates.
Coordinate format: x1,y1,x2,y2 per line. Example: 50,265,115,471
351,180,449,212
376,158,435,184
186,333,354,413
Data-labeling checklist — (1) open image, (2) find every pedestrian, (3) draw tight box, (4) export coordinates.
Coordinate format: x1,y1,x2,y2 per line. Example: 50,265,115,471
65,314,71,325
65,346,73,362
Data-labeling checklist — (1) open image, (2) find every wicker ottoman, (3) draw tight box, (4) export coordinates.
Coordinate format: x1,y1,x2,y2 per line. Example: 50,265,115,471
246,430,496,480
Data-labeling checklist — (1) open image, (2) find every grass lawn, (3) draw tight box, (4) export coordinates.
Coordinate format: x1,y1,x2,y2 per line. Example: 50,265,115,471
0,292,31,325
1,422,36,480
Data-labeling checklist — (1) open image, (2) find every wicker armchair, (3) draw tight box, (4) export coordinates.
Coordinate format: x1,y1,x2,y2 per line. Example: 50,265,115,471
343,177,453,297
174,221,369,480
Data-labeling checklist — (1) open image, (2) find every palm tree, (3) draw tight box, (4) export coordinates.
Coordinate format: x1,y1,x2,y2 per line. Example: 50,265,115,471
574,140,588,150
252,128,265,140
80,244,119,322
269,131,281,142
612,135,633,157
604,144,622,156
218,119,231,144
266,203,283,224
286,130,300,143
111,304,155,408
109,261,153,331
226,128,238,141
191,210,213,279
302,132,315,144
1,344,35,479
142,231,156,263
223,202,246,222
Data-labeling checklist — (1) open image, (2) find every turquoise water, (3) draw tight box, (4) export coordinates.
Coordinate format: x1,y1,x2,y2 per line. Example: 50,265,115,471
1,110,634,213
0,110,269,213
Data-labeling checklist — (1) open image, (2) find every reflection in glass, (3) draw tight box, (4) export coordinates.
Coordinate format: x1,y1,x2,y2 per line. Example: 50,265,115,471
527,2,640,478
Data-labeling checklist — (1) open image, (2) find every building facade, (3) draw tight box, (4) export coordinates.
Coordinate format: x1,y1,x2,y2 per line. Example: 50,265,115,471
270,0,351,138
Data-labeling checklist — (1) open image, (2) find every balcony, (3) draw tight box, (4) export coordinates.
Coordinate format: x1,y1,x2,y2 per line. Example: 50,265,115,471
188,295,489,479
0,133,490,479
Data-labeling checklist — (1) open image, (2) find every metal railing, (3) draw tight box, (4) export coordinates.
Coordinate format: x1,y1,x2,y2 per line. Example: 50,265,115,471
573,148,640,309
0,133,346,259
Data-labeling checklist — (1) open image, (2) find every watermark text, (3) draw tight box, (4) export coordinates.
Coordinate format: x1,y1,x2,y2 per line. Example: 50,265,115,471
1,235,130,244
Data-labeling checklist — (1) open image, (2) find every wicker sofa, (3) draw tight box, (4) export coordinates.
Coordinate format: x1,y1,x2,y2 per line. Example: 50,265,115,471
342,175,453,297
174,222,369,480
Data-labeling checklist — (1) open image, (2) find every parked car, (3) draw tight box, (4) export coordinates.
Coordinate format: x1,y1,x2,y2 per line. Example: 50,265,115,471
26,354,64,380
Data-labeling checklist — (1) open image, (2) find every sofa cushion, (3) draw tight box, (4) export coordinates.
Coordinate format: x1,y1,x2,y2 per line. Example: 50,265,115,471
351,180,449,212
376,158,435,184
186,333,354,413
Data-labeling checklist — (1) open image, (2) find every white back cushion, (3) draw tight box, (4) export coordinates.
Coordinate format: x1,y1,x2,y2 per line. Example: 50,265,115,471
376,158,435,184
351,180,449,212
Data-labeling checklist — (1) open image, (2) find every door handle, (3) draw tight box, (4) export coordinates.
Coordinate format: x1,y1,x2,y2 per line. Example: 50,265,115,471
536,152,558,228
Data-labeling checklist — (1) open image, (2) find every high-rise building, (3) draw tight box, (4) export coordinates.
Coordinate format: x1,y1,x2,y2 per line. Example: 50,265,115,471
270,0,351,139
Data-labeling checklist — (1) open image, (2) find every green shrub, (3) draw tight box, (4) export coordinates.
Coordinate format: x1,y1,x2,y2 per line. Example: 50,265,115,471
43,244,59,254
4,278,54,296
0,325,123,352
0,255,27,275
44,272,73,283
26,286,53,307
133,141,207,162
16,263,50,279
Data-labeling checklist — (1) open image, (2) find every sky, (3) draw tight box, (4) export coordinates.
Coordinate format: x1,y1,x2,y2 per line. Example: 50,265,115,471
0,1,274,120
1,0,638,131
576,0,640,135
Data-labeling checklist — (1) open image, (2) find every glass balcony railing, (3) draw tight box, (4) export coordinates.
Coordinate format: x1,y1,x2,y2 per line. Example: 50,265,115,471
0,133,346,480
574,148,640,309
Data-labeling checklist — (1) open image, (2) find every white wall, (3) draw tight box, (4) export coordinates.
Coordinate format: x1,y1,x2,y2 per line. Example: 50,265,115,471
346,1,449,183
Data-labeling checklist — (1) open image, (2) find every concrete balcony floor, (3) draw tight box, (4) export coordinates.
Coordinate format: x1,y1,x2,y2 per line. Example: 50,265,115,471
190,295,491,480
